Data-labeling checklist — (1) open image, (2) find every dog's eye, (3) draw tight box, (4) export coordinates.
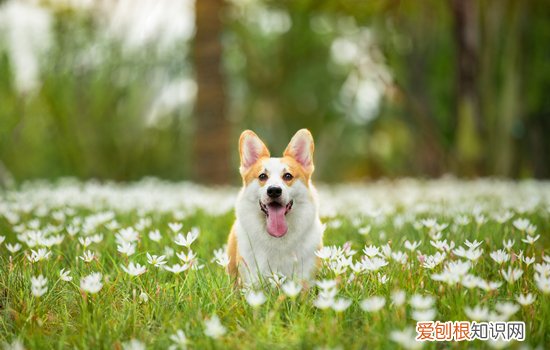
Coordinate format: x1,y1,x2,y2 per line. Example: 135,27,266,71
283,173,293,181
258,173,268,181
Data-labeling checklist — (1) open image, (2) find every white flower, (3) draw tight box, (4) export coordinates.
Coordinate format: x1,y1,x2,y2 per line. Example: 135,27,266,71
313,296,334,309
164,263,189,274
245,290,266,308
328,256,351,275
493,211,513,224
6,243,22,253
59,268,72,282
358,225,371,235
267,273,287,288
146,253,167,267
521,234,540,245
454,247,483,261
464,304,489,321
431,260,471,285
411,308,436,321
78,236,93,248
477,279,502,291
361,256,388,271
116,227,139,244
455,215,470,226
27,248,51,263
80,272,103,294
391,251,408,264
316,279,337,290
169,329,189,350
420,218,437,229
461,274,482,289
204,314,226,339
122,339,145,350
421,252,446,269
90,234,103,243
281,281,302,298
139,291,149,304
2,338,26,350
117,242,136,256
512,218,530,231
429,231,442,240
390,327,423,350
378,273,389,284
490,249,510,264
176,250,197,264
500,266,523,283
516,293,535,306
332,298,352,312
168,222,183,233
0,236,5,245
536,273,550,294
391,290,406,307
121,262,147,276
350,261,365,274
164,246,175,258
404,240,421,252
148,229,162,242
430,239,455,251
502,239,515,250
174,228,199,248
495,302,519,318
464,239,483,249
66,225,79,236
380,243,392,258
535,262,550,276
474,214,487,226
315,246,332,259
522,255,535,265
409,294,434,310
213,248,230,267
464,248,483,261
360,296,386,312
31,274,48,297
362,245,379,257
79,250,96,263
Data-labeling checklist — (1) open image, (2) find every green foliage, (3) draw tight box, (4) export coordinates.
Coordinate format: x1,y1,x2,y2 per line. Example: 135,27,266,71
0,0,549,182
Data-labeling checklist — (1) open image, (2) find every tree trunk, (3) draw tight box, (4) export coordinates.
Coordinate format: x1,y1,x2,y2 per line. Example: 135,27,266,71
193,0,231,184
450,0,483,176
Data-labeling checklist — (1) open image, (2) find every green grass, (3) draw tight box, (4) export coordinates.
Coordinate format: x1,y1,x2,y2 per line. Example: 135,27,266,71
0,180,549,349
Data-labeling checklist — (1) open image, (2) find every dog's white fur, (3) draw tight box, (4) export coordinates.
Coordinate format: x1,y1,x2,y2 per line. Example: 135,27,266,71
229,130,324,284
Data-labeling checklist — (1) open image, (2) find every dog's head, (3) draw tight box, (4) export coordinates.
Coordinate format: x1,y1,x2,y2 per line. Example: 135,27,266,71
238,129,315,238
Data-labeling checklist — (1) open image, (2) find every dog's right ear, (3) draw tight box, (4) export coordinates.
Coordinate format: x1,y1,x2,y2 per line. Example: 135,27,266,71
239,130,270,174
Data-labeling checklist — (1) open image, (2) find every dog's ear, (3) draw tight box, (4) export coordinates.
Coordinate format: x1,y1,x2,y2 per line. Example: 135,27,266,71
284,129,314,173
239,130,270,174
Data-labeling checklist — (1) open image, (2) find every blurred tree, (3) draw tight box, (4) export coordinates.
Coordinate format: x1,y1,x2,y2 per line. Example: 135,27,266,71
451,0,483,176
0,0,548,182
193,0,231,184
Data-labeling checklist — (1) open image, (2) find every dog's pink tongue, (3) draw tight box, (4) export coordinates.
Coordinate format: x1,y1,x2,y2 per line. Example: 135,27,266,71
266,204,288,237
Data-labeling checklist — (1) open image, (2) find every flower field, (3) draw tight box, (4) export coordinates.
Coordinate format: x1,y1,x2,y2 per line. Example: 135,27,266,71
0,178,549,349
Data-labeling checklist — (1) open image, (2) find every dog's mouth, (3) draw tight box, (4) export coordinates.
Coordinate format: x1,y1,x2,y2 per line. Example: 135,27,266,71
259,200,293,238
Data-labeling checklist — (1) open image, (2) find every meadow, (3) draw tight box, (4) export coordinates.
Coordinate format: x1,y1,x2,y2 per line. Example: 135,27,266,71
0,178,549,349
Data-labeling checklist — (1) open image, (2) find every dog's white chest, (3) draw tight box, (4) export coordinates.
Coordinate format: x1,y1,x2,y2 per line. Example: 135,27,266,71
235,219,323,284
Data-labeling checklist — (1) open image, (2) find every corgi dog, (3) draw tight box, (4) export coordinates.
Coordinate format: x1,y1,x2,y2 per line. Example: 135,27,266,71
227,129,324,285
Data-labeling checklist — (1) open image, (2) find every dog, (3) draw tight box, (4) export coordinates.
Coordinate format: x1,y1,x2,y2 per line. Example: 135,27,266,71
227,129,324,285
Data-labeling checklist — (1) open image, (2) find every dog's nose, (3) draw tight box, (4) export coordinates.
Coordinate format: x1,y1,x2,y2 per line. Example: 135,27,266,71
267,186,282,198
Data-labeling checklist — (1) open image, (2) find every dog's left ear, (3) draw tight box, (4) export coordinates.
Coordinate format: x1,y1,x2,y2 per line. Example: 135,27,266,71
284,129,314,173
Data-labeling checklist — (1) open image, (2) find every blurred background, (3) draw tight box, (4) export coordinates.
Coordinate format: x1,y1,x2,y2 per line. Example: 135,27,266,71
0,0,549,185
